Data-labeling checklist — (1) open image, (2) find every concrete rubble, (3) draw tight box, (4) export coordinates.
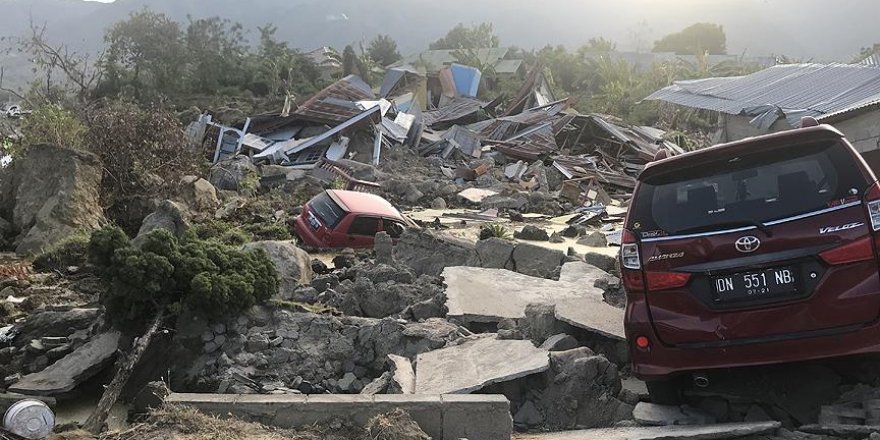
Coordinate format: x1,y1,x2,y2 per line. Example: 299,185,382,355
444,261,625,339
415,336,550,394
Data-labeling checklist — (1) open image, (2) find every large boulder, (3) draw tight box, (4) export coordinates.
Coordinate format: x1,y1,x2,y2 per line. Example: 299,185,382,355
133,200,190,245
393,230,478,276
177,175,220,213
209,155,259,193
10,144,104,256
242,241,312,296
475,238,515,270
511,243,566,278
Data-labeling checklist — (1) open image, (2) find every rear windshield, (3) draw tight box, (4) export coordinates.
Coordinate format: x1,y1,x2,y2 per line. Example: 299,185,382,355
628,140,869,237
310,192,347,228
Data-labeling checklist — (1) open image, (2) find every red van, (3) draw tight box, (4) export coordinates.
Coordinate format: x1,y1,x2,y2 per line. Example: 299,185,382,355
622,124,880,403
294,190,412,249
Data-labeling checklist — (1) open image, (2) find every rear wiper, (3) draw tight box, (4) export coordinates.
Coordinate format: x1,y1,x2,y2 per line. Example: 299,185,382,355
673,219,774,237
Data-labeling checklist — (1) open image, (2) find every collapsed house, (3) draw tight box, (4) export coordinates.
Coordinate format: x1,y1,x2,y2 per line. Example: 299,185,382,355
644,63,880,152
188,61,681,208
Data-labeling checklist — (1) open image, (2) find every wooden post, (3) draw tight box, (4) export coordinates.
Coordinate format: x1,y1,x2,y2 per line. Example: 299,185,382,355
83,310,165,434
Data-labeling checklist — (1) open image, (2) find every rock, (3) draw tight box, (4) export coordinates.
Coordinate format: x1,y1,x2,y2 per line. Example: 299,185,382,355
10,144,104,256
332,249,356,269
511,243,565,278
430,197,447,210
561,225,582,238
247,334,270,352
311,259,329,275
475,237,515,270
458,188,499,204
291,287,318,303
515,401,544,427
134,200,190,245
9,331,121,396
337,372,358,393
578,232,609,247
360,371,393,395
242,241,313,296
540,334,579,351
364,408,431,440
12,308,99,347
209,155,259,193
744,405,773,422
538,347,632,430
415,336,549,394
403,185,424,204
633,402,717,426
178,175,220,212
393,230,478,277
444,263,624,340
584,252,617,274
337,266,442,319
549,232,565,243
523,303,558,345
514,225,550,241
374,231,393,265
388,354,415,394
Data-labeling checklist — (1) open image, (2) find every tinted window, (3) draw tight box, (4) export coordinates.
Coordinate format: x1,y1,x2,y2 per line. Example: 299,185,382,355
310,192,346,228
348,216,380,236
629,141,869,236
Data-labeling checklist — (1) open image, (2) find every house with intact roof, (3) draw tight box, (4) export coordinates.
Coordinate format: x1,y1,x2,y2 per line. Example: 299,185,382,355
644,63,880,153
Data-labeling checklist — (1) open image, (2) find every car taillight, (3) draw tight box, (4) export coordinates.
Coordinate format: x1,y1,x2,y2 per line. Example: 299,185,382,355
621,230,641,270
866,182,880,231
819,236,874,265
645,271,692,290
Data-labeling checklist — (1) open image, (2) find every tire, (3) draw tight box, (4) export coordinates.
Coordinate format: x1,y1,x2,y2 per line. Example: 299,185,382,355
646,378,683,405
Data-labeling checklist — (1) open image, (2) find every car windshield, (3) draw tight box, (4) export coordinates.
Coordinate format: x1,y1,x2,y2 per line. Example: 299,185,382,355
310,192,346,228
628,140,869,237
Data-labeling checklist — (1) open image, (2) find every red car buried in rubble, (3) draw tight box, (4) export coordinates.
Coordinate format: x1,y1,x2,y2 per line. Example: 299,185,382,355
294,189,412,249
622,122,880,404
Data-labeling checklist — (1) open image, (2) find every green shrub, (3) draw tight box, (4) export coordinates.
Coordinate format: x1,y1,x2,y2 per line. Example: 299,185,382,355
242,222,292,241
483,224,511,239
88,226,277,326
32,233,91,272
19,105,87,155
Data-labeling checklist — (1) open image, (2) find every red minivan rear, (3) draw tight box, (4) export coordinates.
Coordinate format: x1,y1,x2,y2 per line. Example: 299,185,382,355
623,125,880,401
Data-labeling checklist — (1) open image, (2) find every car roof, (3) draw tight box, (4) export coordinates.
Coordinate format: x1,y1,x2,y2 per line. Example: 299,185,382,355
326,190,404,220
640,124,846,182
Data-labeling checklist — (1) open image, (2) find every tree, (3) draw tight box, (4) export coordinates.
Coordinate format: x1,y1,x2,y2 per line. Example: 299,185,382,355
19,105,87,153
82,226,277,433
579,37,617,54
101,8,187,98
367,34,401,67
250,24,320,97
342,45,357,76
184,16,249,94
653,23,727,55
429,23,500,50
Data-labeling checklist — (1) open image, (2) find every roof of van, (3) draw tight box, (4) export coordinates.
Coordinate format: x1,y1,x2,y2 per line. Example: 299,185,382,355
326,190,404,220
641,125,846,181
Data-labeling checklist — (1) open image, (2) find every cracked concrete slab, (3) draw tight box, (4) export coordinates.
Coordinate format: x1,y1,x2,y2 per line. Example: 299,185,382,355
415,336,549,394
444,262,624,339
514,421,781,440
9,331,121,396
388,354,415,394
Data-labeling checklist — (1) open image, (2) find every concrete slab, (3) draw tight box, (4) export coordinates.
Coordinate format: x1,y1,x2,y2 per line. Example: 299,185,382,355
444,262,624,339
458,188,499,204
388,354,415,394
9,331,121,396
415,337,549,394
513,421,781,440
167,393,512,440
633,402,717,426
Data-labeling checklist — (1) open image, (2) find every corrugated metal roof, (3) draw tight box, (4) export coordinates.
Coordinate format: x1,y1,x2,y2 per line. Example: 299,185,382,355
294,75,375,125
858,53,880,67
494,59,524,74
645,63,880,126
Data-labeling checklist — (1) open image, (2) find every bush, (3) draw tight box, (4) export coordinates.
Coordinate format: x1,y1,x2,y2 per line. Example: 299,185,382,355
242,222,292,241
32,233,91,272
88,226,277,326
189,220,253,246
19,105,87,155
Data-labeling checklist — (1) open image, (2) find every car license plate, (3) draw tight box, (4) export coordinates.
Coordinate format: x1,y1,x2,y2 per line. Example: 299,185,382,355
307,213,321,230
712,267,797,302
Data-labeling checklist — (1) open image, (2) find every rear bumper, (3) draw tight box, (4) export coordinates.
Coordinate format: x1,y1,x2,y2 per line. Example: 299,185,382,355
626,297,880,382
293,215,323,247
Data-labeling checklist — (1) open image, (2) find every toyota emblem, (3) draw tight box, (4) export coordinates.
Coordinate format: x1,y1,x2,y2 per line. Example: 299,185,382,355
735,236,761,253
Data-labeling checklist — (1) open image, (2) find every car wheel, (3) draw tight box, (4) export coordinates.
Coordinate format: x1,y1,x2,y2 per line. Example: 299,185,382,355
646,378,683,405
